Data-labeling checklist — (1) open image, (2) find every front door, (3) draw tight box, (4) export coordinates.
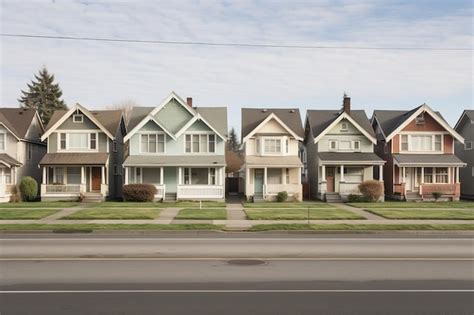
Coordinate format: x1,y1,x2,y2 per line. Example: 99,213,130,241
254,169,264,195
91,167,101,191
405,167,414,192
326,167,335,193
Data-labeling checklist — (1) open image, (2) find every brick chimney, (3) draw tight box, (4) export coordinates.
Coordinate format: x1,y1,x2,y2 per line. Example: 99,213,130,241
186,97,193,107
343,94,350,114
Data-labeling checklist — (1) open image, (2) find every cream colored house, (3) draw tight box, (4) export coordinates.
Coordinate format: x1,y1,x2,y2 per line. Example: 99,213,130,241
241,108,304,201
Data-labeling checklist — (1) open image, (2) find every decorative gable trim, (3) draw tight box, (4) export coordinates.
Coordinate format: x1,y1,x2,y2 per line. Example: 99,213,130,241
313,112,377,144
41,103,115,142
174,113,227,141
370,114,387,140
385,104,464,143
243,113,303,143
454,110,473,131
123,114,176,142
0,122,20,140
149,91,196,117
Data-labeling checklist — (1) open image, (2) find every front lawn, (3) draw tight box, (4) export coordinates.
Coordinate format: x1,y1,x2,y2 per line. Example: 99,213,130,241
0,223,224,232
0,202,78,209
248,223,474,231
244,208,364,220
366,209,474,220
175,208,227,220
349,201,474,209
163,201,226,208
62,208,161,220
244,202,334,209
0,209,60,220
94,201,226,208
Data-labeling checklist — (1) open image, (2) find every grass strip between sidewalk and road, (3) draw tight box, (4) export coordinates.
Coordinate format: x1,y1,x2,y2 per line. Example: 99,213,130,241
92,201,226,208
0,209,60,220
244,202,334,209
0,224,224,232
248,223,474,231
62,208,162,220
349,201,474,209
175,208,227,220
365,209,474,220
245,208,364,220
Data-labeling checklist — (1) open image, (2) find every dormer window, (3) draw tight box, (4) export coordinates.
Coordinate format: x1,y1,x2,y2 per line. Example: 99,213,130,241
73,114,83,123
415,113,425,125
341,122,348,132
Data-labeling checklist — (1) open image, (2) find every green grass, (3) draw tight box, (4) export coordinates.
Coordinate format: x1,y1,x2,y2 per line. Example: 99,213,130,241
0,209,60,220
175,208,227,220
0,224,224,232
244,208,364,220
366,209,474,220
244,202,334,209
248,223,474,231
162,201,226,208
349,201,474,209
62,208,161,220
94,201,226,208
0,202,78,209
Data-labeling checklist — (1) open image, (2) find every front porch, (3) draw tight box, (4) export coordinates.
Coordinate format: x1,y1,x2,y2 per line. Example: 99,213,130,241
40,165,108,201
0,166,18,202
124,166,225,201
394,166,462,201
245,167,302,201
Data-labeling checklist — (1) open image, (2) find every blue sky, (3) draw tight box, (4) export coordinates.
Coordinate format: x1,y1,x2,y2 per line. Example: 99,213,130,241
1,0,472,138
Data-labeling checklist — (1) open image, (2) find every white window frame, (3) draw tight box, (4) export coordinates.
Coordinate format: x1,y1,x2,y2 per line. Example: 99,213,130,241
139,132,166,154
353,140,361,152
263,137,283,155
72,114,84,123
399,132,445,154
57,130,100,152
329,140,338,151
0,133,6,151
184,132,216,154
465,141,473,150
340,122,348,132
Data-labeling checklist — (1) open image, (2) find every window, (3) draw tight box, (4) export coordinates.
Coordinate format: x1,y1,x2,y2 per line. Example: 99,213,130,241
434,135,442,151
415,113,425,125
69,133,88,150
286,168,290,184
3,168,11,184
185,134,216,153
353,141,360,151
329,140,337,151
140,133,165,153
339,140,351,150
267,168,282,184
200,135,208,152
192,135,199,152
113,141,117,152
465,141,473,150
208,135,215,153
26,143,33,161
55,167,64,184
256,138,261,154
410,135,432,152
0,133,5,150
184,168,190,184
209,168,216,185
424,168,433,183
67,167,81,184
264,138,282,153
90,133,97,150
185,135,191,153
341,122,348,132
435,167,448,183
344,167,363,182
401,135,408,151
72,114,83,123
60,133,66,150
136,167,142,183
286,139,289,153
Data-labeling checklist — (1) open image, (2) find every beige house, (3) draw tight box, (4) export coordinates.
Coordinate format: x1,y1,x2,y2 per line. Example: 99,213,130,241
241,108,304,201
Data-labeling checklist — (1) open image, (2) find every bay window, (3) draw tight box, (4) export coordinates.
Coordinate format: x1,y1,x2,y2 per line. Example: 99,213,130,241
185,134,217,153
264,138,281,153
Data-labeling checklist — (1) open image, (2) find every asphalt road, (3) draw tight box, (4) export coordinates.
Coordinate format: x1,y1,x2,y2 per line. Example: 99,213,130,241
1,233,473,314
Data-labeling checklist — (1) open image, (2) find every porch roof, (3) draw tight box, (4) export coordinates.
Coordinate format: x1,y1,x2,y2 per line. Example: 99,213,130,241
123,155,226,167
393,154,466,167
318,152,385,165
0,153,22,167
244,155,303,168
39,153,109,165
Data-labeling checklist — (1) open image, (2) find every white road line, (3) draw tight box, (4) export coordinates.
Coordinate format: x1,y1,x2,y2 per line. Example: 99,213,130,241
1,238,473,241
1,289,473,293
0,257,473,261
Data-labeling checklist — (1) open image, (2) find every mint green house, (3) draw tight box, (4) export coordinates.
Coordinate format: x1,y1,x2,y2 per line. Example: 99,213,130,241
123,92,227,201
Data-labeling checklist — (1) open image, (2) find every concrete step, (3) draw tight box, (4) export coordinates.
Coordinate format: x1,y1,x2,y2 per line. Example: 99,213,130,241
325,193,342,203
164,193,177,202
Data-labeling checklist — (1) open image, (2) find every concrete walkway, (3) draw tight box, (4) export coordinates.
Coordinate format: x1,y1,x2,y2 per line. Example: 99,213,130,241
225,195,251,230
332,202,386,220
38,204,93,223
156,208,181,223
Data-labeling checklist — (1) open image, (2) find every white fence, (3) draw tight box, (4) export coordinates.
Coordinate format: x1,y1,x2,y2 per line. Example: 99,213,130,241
177,185,224,199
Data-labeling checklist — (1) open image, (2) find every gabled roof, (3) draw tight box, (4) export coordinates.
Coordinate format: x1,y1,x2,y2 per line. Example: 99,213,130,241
454,110,474,131
241,108,304,141
0,153,22,167
372,104,464,143
42,104,122,141
0,108,43,141
306,109,375,143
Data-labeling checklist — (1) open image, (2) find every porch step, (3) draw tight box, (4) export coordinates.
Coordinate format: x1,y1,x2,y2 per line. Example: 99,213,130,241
252,194,264,203
164,193,177,202
82,193,104,203
325,192,342,203
406,192,422,202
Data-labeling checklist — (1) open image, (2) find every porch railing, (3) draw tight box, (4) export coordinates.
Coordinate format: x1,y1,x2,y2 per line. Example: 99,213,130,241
265,184,301,195
44,184,81,194
177,185,224,199
339,182,360,194
155,184,165,199
420,183,460,197
393,183,405,195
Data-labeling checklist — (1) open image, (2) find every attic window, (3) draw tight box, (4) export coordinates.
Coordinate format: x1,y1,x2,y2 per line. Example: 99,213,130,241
73,114,83,123
341,122,348,132
415,113,425,125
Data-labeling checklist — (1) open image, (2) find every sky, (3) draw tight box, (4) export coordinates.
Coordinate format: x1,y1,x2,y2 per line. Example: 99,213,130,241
0,0,472,138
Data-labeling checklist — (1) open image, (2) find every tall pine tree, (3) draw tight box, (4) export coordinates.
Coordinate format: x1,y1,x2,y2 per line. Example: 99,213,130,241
228,127,240,151
19,67,67,125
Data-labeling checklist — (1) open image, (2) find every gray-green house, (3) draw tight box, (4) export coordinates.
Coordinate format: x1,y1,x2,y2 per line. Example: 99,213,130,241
123,92,227,201
39,104,126,201
454,110,474,200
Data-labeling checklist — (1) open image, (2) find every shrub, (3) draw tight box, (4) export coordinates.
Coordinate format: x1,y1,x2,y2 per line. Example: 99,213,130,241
347,194,368,202
432,191,442,201
123,184,157,202
276,191,288,202
19,176,38,201
358,180,384,202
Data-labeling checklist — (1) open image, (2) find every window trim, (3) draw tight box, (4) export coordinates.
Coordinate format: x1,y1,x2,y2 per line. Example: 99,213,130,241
72,114,84,123
329,140,338,151
56,130,100,152
340,122,348,132
139,132,166,154
353,140,361,151
399,132,445,154
184,132,216,154
465,141,473,150
0,133,6,151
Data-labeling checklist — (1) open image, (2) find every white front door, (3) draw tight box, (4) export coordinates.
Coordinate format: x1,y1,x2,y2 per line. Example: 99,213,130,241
405,167,414,192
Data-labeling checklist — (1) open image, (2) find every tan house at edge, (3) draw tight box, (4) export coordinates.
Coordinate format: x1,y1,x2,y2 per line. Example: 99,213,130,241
39,104,126,201
241,108,304,201
371,104,465,201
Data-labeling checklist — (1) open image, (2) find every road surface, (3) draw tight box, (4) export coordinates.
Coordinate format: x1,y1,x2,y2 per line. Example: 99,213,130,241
1,233,473,314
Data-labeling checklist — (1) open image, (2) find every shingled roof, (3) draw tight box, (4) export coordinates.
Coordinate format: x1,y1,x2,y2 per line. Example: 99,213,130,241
241,108,304,140
306,109,375,139
0,108,40,140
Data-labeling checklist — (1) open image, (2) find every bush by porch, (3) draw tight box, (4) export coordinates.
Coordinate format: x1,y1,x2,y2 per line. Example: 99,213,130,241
175,208,227,220
244,208,365,220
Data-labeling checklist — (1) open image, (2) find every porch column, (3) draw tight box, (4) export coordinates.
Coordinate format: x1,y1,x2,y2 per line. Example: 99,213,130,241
263,167,267,185
421,167,424,184
160,167,164,185
340,165,345,182
379,164,383,181
321,165,326,182
456,167,460,183
246,167,250,183
101,166,105,185
42,167,47,184
124,167,129,185
448,167,452,184
402,167,406,183
432,167,436,184
178,167,182,185
221,167,225,186
297,167,302,185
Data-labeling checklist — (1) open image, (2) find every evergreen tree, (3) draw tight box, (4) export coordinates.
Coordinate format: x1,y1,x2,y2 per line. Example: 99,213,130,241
228,127,240,151
18,67,67,125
